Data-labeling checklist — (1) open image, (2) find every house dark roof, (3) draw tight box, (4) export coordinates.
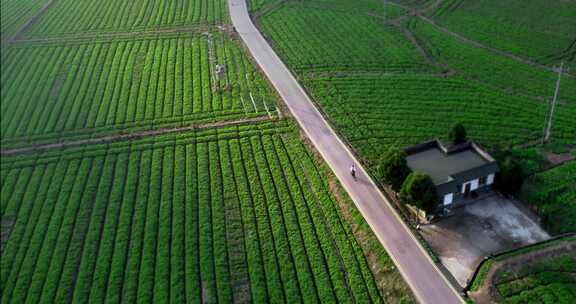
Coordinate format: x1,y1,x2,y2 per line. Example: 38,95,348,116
405,140,498,185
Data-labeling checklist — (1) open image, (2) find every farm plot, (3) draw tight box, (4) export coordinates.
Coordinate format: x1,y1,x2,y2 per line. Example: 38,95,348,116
0,33,277,146
0,121,411,304
21,0,227,38
408,18,576,105
430,0,576,67
249,0,407,17
520,161,576,234
0,0,47,42
302,75,576,162
259,3,430,73
495,254,576,303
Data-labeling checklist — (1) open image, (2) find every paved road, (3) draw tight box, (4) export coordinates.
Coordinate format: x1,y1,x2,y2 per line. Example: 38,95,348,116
228,0,463,303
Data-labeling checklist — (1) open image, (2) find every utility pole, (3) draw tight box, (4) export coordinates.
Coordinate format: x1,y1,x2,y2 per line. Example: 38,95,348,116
542,61,564,144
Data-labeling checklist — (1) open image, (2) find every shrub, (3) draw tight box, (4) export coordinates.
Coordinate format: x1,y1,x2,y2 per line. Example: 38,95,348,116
449,122,467,145
399,172,438,214
377,147,411,192
497,157,525,194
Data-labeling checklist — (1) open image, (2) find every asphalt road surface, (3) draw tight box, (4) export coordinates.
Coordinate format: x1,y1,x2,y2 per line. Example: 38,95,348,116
228,0,464,303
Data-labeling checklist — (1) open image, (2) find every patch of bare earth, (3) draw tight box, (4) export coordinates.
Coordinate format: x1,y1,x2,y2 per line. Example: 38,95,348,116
1,216,16,253
543,151,574,166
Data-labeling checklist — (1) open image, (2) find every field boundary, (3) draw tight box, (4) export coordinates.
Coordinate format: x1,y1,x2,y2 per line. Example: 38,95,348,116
467,233,576,293
10,25,231,47
418,15,575,78
1,116,275,156
5,0,56,44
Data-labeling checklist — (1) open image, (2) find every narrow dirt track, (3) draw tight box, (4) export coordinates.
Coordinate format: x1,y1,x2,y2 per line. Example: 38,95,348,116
418,16,574,78
229,0,464,302
6,0,56,44
1,116,273,156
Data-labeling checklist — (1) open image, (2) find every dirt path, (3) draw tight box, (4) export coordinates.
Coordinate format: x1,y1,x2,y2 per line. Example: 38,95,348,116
6,0,56,44
417,16,575,79
1,116,273,156
385,0,574,78
10,25,228,46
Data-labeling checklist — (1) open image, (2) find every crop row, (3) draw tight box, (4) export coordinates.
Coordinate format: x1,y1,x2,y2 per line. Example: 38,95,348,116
1,34,276,141
0,0,45,41
260,3,430,73
429,0,576,65
0,128,382,303
408,18,576,105
23,0,227,38
303,75,576,162
519,161,576,234
495,254,576,303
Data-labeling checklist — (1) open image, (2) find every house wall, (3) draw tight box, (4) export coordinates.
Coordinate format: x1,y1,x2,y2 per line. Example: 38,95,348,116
440,173,496,209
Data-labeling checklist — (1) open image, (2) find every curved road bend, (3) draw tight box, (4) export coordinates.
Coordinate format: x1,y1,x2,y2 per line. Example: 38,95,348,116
228,0,463,303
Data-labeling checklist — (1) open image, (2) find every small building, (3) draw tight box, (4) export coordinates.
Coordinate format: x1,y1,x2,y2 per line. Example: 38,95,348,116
404,140,499,212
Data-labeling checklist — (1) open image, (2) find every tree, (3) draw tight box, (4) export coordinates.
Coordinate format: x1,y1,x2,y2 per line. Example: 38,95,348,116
496,157,524,194
449,122,467,145
399,172,438,214
377,148,411,192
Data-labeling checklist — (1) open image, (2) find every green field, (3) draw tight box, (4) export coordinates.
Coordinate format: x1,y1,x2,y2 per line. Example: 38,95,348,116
408,18,576,107
469,237,576,303
495,254,576,303
22,0,227,38
430,0,576,68
304,75,552,160
255,0,576,234
0,122,411,303
0,0,45,42
520,161,576,234
259,2,427,73
0,0,415,302
1,33,276,145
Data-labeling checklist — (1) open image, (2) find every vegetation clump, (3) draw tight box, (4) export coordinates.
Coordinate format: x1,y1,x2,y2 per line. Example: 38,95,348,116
377,147,411,192
449,122,467,145
497,157,525,195
399,172,438,214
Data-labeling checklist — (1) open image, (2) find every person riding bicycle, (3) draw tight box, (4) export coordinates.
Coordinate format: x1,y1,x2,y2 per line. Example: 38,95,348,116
350,163,356,180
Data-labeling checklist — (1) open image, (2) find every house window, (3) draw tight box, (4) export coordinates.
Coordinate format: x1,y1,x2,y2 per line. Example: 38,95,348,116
479,176,487,186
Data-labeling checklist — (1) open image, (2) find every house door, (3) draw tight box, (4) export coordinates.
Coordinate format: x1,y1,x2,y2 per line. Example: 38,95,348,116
464,183,471,197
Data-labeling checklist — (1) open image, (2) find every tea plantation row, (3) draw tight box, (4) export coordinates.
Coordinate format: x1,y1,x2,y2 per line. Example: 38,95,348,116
430,0,576,68
259,3,429,73
1,34,276,144
255,0,576,235
22,0,227,38
1,122,398,304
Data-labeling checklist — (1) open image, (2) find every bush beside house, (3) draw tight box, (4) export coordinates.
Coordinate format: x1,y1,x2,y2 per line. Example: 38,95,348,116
449,122,467,145
377,148,411,192
399,172,439,214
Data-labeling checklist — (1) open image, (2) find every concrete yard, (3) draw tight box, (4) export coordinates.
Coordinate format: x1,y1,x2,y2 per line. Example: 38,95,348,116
420,193,550,287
